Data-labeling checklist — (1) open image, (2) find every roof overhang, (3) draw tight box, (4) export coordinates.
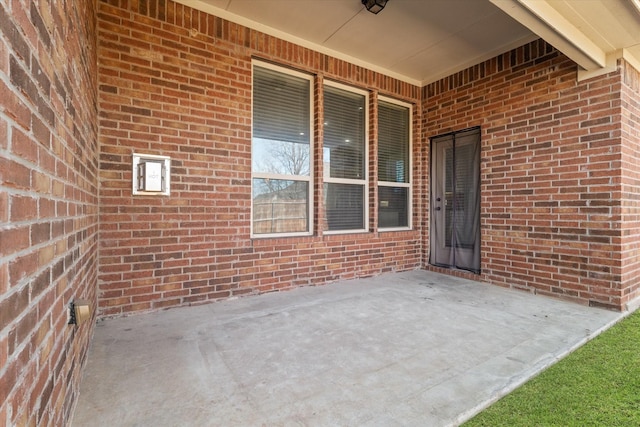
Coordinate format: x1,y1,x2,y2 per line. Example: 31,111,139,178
490,0,640,81
176,0,640,86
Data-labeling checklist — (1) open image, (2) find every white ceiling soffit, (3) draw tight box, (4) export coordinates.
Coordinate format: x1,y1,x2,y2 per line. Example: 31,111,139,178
176,0,640,86
490,0,640,80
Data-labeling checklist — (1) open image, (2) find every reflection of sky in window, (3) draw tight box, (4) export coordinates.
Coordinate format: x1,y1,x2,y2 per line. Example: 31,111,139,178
397,160,404,183
323,147,331,180
252,137,310,176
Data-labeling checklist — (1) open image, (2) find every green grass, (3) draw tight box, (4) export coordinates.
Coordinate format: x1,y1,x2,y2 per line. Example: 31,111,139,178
464,309,640,427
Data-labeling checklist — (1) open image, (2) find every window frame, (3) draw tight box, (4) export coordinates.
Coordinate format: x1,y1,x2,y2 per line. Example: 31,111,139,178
377,96,413,231
322,80,369,235
250,60,314,238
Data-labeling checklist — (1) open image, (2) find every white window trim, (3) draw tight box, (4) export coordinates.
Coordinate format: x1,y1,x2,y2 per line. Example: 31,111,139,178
251,60,314,238
378,96,412,232
322,80,369,235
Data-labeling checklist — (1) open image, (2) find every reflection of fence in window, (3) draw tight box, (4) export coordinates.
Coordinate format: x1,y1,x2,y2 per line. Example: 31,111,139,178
253,200,307,233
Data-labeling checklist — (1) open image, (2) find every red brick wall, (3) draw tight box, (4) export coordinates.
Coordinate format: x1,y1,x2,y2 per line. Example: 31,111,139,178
0,0,98,425
620,59,640,308
96,0,422,316
423,40,628,310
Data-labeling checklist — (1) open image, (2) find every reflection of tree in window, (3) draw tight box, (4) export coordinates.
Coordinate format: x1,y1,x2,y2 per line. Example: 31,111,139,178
253,178,307,201
253,138,310,177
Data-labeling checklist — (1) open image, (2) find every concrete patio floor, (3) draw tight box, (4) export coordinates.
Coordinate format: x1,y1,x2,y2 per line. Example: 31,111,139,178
72,270,622,427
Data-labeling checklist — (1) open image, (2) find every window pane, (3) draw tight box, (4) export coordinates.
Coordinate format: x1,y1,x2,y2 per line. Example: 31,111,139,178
324,183,364,231
378,101,409,183
253,179,308,234
378,186,408,228
253,66,310,145
323,86,365,180
253,138,310,176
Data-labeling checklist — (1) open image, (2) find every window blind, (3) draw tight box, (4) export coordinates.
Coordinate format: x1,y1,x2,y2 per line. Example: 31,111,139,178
253,66,310,145
323,84,366,232
378,100,409,183
324,86,365,179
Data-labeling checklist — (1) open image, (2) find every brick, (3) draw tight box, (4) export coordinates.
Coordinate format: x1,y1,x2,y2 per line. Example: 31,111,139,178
30,268,50,299
0,360,17,410
31,222,51,244
0,191,7,223
31,113,51,149
0,4,30,62
15,308,38,348
32,170,50,193
0,285,29,331
9,252,38,284
37,244,55,268
9,55,38,105
0,261,8,295
0,158,31,190
30,3,51,49
0,226,30,257
0,112,7,150
10,194,37,221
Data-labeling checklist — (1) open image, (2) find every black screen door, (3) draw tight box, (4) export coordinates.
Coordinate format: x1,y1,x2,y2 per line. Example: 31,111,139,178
430,128,480,273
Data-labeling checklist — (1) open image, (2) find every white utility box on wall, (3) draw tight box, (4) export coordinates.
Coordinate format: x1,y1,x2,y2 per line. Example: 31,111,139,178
132,153,171,195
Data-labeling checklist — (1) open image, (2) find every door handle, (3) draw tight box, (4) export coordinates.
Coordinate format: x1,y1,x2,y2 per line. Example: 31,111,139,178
435,206,441,211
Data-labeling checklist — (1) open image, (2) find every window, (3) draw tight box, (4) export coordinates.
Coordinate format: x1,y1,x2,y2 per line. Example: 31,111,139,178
252,62,313,236
378,98,411,229
323,83,368,232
